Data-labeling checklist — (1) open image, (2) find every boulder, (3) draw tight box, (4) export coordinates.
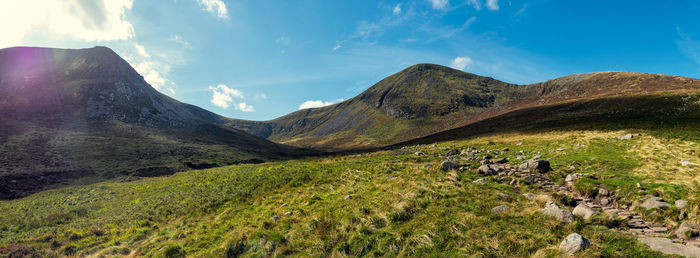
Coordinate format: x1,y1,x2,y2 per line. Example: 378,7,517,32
618,134,634,140
492,158,508,164
272,216,281,221
483,155,493,160
675,222,699,239
675,199,687,209
540,201,574,223
559,233,591,254
441,161,458,171
523,193,535,199
414,151,425,156
473,178,488,183
284,211,293,216
491,205,510,214
565,173,582,182
641,197,671,210
519,159,552,173
477,165,496,176
424,164,433,169
572,204,596,220
523,176,535,185
446,149,459,156
344,194,353,200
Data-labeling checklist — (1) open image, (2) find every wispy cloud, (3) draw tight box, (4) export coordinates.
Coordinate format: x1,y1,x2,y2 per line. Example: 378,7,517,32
426,16,476,42
450,56,473,71
197,0,228,19
171,35,191,48
485,0,499,11
677,29,700,67
393,4,402,15
255,93,267,99
431,0,449,10
467,0,481,11
332,44,342,51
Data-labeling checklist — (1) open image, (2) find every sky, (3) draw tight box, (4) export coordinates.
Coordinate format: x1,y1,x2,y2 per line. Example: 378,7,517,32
1,0,700,120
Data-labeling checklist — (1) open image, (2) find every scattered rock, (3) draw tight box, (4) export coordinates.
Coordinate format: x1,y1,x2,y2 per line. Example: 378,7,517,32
523,193,535,199
523,176,535,185
280,203,288,208
424,164,433,169
414,151,425,156
492,158,508,164
272,216,281,221
446,149,460,156
491,205,510,214
573,204,596,220
519,159,552,173
565,173,582,182
441,161,458,171
675,199,687,209
680,159,691,166
600,197,610,206
540,201,574,223
516,142,523,146
502,148,510,152
497,192,509,200
344,195,353,200
473,178,488,184
618,134,634,140
641,196,671,210
598,187,609,196
559,233,591,254
284,211,293,216
675,222,699,239
483,155,493,160
477,165,496,176
636,182,642,188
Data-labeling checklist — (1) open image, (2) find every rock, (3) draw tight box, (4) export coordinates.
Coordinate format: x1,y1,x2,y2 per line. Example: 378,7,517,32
446,149,459,156
502,148,510,152
679,210,687,220
675,222,700,239
492,205,510,214
480,159,493,165
516,142,523,146
573,204,596,220
497,192,509,199
523,193,535,199
680,159,691,166
414,151,425,156
280,203,288,208
344,195,353,200
618,134,634,140
272,216,281,221
424,164,432,169
519,159,552,173
598,188,609,196
638,237,700,257
441,161,458,171
473,178,488,183
540,201,574,223
483,155,493,160
636,182,642,188
509,178,517,185
641,197,671,210
284,211,293,216
492,158,508,164
477,165,496,176
523,176,535,185
559,233,591,254
600,197,610,206
565,173,582,182
675,199,687,209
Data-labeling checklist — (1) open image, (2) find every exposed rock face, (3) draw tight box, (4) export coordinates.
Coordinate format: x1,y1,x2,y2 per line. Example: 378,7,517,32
638,237,700,257
559,233,591,254
491,205,510,214
641,197,671,210
675,222,699,239
572,204,596,220
519,159,552,173
540,201,574,223
477,165,496,176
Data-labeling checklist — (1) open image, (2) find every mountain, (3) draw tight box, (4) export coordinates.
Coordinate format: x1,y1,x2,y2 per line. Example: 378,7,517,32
0,46,309,199
229,64,700,150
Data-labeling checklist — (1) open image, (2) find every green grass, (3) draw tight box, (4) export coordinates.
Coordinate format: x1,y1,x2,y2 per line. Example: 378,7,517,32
1,129,697,257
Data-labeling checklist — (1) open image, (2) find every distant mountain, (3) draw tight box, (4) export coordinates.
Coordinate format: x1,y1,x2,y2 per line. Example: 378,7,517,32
230,64,700,150
0,46,309,199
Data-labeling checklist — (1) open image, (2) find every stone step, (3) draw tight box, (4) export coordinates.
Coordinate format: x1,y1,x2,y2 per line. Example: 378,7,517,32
649,227,668,232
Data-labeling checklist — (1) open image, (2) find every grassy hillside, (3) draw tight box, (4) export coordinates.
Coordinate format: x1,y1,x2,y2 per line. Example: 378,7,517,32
1,126,697,257
0,47,310,199
229,65,700,151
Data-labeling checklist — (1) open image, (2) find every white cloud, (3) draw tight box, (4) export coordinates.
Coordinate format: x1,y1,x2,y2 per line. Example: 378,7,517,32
450,56,473,71
208,84,244,108
237,102,255,112
430,0,449,10
133,42,150,58
276,37,290,46
299,100,338,110
677,30,700,67
0,0,134,48
197,0,228,19
467,0,481,10
255,93,267,99
486,0,499,10
332,44,342,51
393,4,402,15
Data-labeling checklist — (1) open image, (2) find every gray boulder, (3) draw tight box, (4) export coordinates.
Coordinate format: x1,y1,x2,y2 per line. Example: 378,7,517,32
519,159,552,173
642,197,671,210
492,158,508,164
441,161,458,171
559,233,591,254
523,176,535,185
523,193,535,199
540,201,574,223
618,134,634,140
675,199,687,209
675,222,699,239
477,165,496,176
473,178,489,183
491,205,510,214
572,204,596,220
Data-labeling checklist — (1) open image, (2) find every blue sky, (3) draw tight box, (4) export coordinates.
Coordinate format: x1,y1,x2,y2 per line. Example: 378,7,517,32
1,0,700,120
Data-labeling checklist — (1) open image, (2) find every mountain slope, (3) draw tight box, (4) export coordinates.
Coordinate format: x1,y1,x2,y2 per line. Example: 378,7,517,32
0,46,309,199
229,64,700,150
